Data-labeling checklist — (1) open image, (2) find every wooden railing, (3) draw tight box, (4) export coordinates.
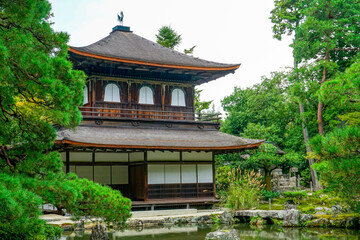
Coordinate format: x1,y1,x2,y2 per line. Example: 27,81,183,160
80,106,221,122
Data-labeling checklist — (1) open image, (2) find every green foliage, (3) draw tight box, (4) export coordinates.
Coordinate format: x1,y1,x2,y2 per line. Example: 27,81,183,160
310,126,360,212
215,165,232,200
194,88,213,114
226,168,263,210
184,45,196,55
70,177,132,227
156,25,182,50
261,190,280,200
283,190,307,203
0,0,131,238
221,71,305,153
0,173,61,240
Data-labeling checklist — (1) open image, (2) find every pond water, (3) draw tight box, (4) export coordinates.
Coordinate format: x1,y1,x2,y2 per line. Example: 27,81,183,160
62,224,360,240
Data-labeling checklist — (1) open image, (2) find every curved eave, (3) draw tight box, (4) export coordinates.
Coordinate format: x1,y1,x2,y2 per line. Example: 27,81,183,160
55,139,264,151
69,47,240,72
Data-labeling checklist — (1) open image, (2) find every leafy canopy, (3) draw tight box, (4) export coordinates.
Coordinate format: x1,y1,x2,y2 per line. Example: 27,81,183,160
156,25,182,49
310,126,360,212
0,0,131,238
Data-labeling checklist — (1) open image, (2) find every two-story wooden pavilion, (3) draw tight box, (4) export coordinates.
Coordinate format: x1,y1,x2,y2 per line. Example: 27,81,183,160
55,24,263,209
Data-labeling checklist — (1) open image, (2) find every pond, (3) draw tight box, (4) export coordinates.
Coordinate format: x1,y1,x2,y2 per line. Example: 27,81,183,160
62,224,360,240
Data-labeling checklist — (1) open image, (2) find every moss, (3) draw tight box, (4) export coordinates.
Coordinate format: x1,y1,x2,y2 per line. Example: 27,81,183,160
271,219,283,225
312,213,359,220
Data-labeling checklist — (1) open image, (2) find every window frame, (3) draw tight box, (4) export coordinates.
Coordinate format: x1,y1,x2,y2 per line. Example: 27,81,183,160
138,85,154,105
83,84,89,105
171,87,186,107
103,82,121,103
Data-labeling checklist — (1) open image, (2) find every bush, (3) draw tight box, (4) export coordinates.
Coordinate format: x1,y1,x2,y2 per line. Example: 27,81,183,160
310,126,360,212
226,168,264,210
261,190,280,200
0,173,62,240
283,190,307,204
215,165,232,200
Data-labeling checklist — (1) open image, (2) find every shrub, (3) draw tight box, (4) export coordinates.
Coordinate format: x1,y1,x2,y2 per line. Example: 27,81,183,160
226,167,264,210
283,190,307,204
215,165,232,200
261,190,280,200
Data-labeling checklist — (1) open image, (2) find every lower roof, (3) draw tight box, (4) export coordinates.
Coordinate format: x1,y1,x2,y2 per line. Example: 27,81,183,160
55,125,263,152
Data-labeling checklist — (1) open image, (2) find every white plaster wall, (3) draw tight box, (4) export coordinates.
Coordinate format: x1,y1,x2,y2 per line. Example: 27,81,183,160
70,152,92,162
129,152,144,162
148,151,180,161
165,165,181,183
197,164,213,183
95,152,128,162
181,164,197,183
182,151,212,161
148,165,165,184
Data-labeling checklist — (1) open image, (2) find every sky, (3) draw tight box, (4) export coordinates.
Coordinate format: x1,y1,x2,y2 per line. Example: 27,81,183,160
50,0,294,112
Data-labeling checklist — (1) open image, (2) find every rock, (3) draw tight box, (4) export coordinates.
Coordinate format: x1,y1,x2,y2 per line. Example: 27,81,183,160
331,205,346,214
220,211,234,225
300,214,313,224
205,229,240,240
75,221,84,231
284,204,297,210
283,209,300,227
315,207,331,214
306,218,330,227
196,215,214,224
90,224,109,240
62,224,74,232
174,217,189,225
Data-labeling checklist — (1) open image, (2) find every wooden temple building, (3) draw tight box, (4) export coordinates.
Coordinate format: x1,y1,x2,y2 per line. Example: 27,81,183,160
55,24,263,209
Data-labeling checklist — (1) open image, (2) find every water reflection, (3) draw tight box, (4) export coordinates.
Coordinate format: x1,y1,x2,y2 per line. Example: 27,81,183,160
62,224,360,240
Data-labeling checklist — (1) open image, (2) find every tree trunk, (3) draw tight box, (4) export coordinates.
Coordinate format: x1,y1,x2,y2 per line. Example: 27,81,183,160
299,103,319,190
317,51,329,135
317,101,324,135
264,169,272,191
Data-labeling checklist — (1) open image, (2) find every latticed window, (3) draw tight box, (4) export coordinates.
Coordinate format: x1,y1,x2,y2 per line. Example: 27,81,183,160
171,88,185,106
139,86,154,104
83,85,89,105
104,83,120,102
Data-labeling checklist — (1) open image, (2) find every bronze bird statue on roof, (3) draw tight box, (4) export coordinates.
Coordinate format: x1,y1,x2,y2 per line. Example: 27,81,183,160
117,11,124,25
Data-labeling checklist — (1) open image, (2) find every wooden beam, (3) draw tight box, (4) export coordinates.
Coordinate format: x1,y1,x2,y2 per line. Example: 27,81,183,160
66,150,70,173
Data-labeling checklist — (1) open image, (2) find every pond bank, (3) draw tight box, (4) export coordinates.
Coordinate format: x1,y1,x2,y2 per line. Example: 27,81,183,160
42,208,360,232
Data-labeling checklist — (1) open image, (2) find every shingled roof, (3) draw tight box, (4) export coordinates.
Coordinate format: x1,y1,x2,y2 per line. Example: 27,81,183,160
69,27,240,82
56,125,263,152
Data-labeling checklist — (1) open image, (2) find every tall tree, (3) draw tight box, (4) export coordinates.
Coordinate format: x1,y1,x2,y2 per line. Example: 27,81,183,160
293,0,360,134
156,25,182,49
0,0,131,238
221,71,302,151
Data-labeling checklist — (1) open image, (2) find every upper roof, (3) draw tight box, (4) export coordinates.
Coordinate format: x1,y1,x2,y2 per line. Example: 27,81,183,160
69,26,240,84
56,125,263,152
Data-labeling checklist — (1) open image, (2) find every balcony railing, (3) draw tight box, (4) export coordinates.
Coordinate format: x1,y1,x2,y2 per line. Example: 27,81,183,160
79,106,221,123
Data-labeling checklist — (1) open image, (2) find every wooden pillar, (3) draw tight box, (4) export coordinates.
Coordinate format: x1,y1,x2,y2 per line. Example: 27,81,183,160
212,152,216,198
91,78,96,107
128,81,132,107
92,150,95,181
144,151,148,200
180,151,183,198
65,150,70,173
196,163,199,198
161,84,166,111
127,152,131,198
